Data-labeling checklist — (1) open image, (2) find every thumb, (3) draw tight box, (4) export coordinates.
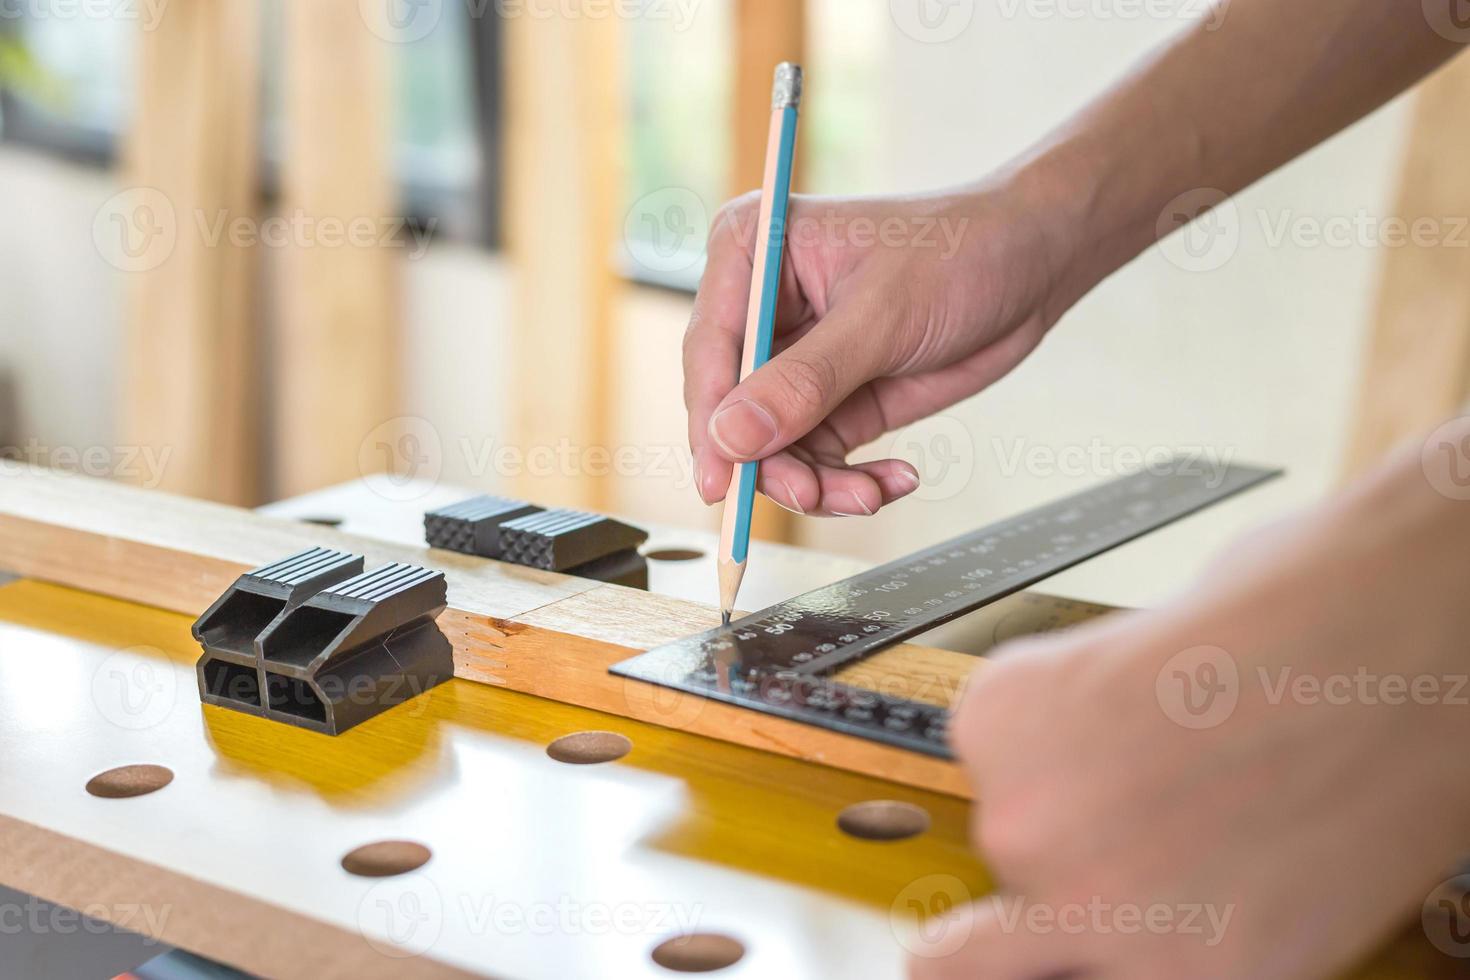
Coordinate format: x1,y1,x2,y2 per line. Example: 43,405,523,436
706,311,882,462
906,894,1092,980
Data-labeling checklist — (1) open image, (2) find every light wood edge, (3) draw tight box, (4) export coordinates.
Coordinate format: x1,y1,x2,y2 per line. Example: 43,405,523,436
0,814,476,980
503,10,625,511
0,468,972,796
1342,54,1470,478
274,0,400,497
121,0,261,505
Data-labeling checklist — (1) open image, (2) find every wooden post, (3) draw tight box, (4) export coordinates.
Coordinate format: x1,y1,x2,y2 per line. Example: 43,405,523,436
1342,55,1470,478
503,4,624,511
733,0,805,542
274,0,400,497
120,0,260,505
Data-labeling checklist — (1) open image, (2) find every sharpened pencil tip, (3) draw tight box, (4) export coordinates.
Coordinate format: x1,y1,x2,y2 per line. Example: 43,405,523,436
720,610,731,627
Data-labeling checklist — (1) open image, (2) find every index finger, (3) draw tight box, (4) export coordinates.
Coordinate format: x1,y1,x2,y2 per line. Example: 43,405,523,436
683,197,759,502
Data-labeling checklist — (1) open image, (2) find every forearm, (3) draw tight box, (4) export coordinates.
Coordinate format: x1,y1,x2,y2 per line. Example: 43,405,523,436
998,0,1465,316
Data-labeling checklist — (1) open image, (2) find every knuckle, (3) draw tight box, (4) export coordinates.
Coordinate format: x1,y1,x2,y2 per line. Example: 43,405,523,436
773,352,839,414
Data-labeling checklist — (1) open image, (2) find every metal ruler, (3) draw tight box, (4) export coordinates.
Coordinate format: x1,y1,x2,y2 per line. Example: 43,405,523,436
611,460,1280,758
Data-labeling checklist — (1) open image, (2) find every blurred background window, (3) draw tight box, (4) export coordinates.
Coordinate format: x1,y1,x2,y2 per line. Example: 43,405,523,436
0,11,133,160
621,0,884,291
1,3,493,241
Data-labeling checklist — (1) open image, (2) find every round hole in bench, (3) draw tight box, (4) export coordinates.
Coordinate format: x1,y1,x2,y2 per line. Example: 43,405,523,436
643,547,705,562
85,764,174,799
651,932,745,972
546,731,632,765
341,840,432,877
836,800,930,841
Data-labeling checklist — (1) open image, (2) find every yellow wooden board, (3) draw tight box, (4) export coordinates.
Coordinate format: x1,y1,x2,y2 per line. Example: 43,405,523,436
0,579,1455,978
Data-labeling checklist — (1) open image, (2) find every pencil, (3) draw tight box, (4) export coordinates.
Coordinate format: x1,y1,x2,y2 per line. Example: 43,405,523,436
717,62,803,626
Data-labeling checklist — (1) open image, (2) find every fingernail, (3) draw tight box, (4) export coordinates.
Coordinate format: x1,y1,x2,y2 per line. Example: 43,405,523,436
774,479,805,515
709,399,779,460
896,469,920,493
830,491,874,517
694,456,711,504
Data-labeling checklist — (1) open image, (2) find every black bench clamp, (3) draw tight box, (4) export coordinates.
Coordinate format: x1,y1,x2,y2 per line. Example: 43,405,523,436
192,547,453,735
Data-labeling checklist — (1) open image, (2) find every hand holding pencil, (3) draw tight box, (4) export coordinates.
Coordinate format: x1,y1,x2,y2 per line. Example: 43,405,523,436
686,64,1063,613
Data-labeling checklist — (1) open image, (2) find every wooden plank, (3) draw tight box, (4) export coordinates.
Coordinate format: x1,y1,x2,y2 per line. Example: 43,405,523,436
503,5,624,511
273,0,399,497
0,466,973,795
120,0,260,505
1342,54,1470,477
732,0,806,545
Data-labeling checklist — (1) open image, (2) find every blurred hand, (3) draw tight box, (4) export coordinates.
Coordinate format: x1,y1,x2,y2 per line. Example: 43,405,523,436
914,442,1470,979
684,186,1066,516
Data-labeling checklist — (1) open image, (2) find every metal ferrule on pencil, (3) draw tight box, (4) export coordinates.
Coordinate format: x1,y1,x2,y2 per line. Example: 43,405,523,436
772,62,803,110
